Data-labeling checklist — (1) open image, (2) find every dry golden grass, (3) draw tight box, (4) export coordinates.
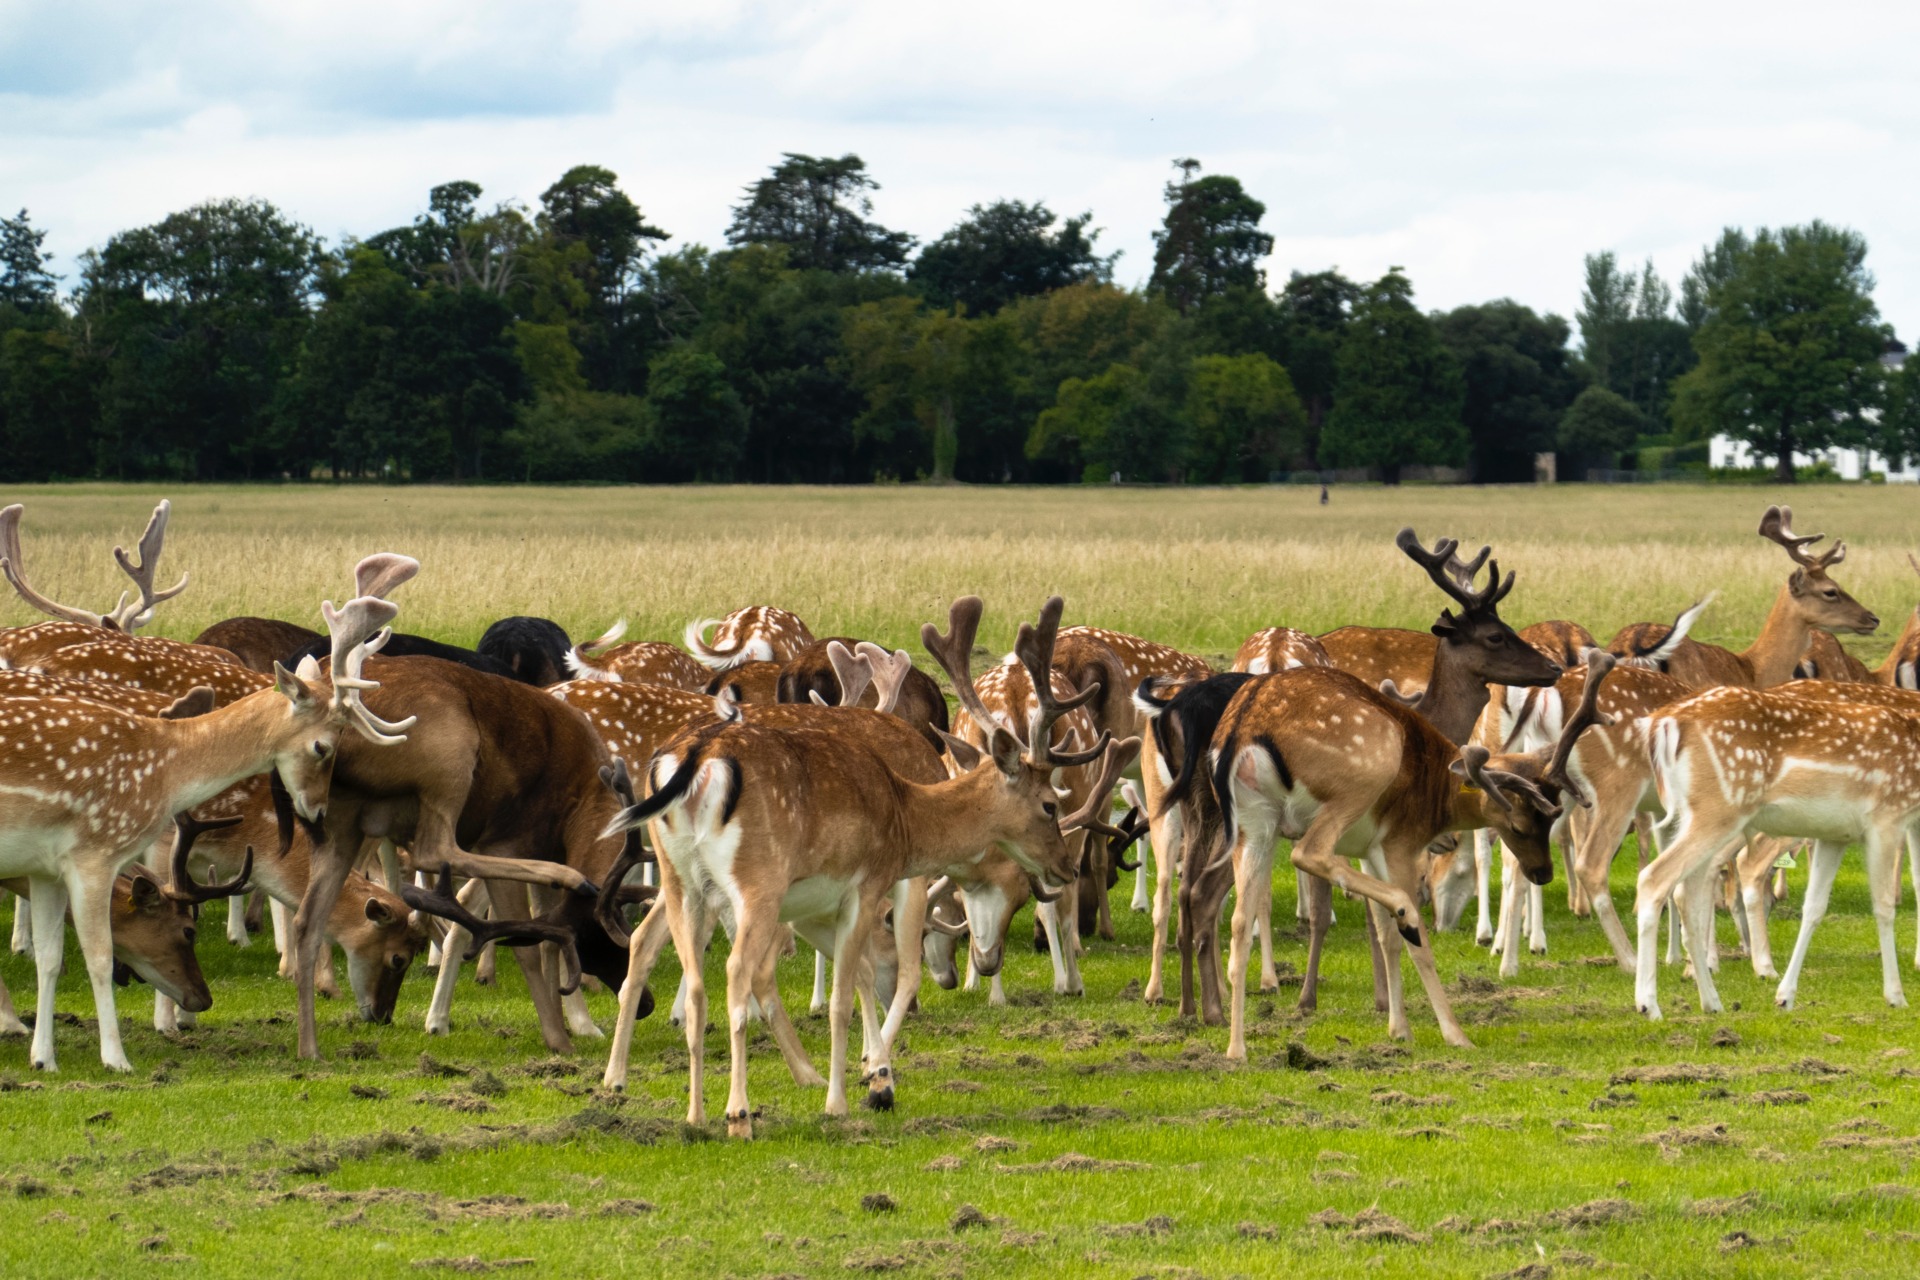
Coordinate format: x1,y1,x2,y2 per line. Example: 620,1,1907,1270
3,482,1917,664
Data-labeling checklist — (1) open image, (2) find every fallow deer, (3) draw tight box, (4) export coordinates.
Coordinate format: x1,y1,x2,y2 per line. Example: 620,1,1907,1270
0,554,413,1071
775,638,951,749
0,500,188,639
566,621,712,690
1636,682,1920,1019
192,618,324,674
704,661,784,704
685,606,815,671
1200,648,1612,1055
600,596,1131,1136
1607,506,1878,688
33,639,269,705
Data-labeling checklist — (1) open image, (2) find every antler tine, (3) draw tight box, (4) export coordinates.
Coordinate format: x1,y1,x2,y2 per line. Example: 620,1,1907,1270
922,596,997,732
1395,527,1476,609
1542,649,1617,804
0,504,110,628
165,812,251,904
1758,505,1825,567
1444,543,1491,588
1014,596,1102,764
323,595,418,744
1907,551,1920,581
399,867,587,993
1457,745,1515,814
1058,735,1143,834
108,500,190,631
855,642,914,716
825,640,873,708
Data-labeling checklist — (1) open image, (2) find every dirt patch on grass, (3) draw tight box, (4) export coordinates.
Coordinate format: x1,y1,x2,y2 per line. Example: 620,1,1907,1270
1097,1214,1174,1238
1371,1090,1452,1107
1610,1064,1728,1085
410,1258,534,1273
998,1152,1148,1174
1689,1192,1760,1217
1791,1057,1848,1077
1750,1090,1811,1107
1306,1207,1428,1244
127,1163,237,1194
1643,1122,1735,1152
1538,1197,1638,1228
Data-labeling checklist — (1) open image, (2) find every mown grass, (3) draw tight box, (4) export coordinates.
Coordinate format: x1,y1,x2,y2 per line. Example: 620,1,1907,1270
1,483,1919,1277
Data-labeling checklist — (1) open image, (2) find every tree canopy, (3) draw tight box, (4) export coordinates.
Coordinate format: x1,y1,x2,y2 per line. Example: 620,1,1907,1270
909,200,1113,315
727,154,914,274
1317,270,1466,483
1149,160,1273,316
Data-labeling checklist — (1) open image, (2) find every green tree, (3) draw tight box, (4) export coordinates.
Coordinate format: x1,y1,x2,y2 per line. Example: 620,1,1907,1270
1276,269,1360,460
909,201,1114,315
841,297,974,479
1678,228,1750,332
1184,352,1306,482
727,154,914,274
79,198,324,479
0,210,58,310
1557,385,1644,474
1028,362,1186,483
1872,350,1920,469
1670,222,1888,482
536,165,669,392
1576,251,1634,387
1149,160,1273,316
1435,300,1582,481
645,348,748,481
0,324,95,479
1317,269,1466,484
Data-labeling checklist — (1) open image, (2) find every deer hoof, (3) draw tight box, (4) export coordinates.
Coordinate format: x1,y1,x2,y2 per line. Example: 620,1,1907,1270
863,1072,895,1112
725,1110,753,1140
1397,923,1422,946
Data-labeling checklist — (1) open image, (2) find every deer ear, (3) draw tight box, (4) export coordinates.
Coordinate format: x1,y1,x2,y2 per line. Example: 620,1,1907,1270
988,726,1024,778
365,897,398,927
273,661,315,708
161,687,216,720
1787,567,1812,597
129,872,164,912
1431,611,1459,640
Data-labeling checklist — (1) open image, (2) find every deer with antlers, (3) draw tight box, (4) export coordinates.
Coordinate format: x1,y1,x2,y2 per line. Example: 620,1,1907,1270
599,597,1131,1135
0,553,413,1071
1608,506,1878,687
685,606,815,672
0,500,189,643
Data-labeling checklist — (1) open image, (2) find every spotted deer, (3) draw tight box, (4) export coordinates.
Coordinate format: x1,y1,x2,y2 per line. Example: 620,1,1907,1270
0,499,188,641
0,554,413,1071
1607,506,1878,688
1636,683,1920,1020
685,606,815,672
599,596,1131,1136
566,621,713,690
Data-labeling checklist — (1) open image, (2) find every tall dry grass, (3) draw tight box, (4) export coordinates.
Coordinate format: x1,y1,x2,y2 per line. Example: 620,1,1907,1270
2,482,1916,664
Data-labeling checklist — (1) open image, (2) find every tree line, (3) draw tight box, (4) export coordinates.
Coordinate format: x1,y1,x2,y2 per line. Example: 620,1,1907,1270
0,155,1910,485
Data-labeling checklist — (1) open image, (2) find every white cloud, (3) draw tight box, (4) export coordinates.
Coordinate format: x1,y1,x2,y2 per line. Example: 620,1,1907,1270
3,0,1917,337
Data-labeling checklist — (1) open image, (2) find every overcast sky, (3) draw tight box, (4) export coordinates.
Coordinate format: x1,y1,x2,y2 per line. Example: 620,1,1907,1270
4,0,1916,339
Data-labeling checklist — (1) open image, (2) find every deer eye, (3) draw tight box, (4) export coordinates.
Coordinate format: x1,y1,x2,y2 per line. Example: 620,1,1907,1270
312,741,330,759
183,927,195,945
1041,802,1058,818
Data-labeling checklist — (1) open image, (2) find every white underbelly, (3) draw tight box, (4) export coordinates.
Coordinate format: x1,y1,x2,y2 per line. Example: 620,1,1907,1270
780,874,852,925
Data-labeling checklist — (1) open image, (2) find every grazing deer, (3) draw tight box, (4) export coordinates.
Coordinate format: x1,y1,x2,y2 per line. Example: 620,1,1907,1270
1233,628,1332,675
476,617,574,686
776,638,951,749
600,597,1129,1136
685,606,815,672
566,621,713,690
0,554,413,1071
1608,506,1878,688
1636,683,1920,1019
34,638,269,704
0,500,188,639
1200,648,1612,1055
0,858,217,1040
704,661,784,704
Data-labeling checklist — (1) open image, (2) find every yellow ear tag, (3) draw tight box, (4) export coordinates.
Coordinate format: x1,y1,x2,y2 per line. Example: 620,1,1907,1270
1458,782,1481,797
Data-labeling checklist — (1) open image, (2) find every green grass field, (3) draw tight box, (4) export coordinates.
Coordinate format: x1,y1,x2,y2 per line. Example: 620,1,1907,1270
2,483,1920,1278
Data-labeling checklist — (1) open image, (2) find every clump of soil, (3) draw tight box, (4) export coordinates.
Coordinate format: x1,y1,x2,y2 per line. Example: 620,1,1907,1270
1610,1064,1728,1085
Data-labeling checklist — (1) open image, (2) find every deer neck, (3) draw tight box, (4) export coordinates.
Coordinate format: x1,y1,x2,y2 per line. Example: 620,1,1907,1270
896,769,1023,876
1419,640,1491,746
148,690,299,815
1740,585,1814,687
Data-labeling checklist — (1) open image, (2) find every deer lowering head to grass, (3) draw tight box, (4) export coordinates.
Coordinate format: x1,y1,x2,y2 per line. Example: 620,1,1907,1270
1609,506,1878,688
601,596,1132,1137
0,553,416,1071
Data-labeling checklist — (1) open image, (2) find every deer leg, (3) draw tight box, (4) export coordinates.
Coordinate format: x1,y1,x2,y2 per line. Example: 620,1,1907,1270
271,898,293,976
1298,874,1331,1014
1225,832,1273,1061
292,840,357,1061
424,877,489,1036
1677,862,1725,1014
1256,844,1279,993
850,921,896,1110
1576,793,1639,971
1036,894,1079,997
153,991,179,1034
10,889,30,955
1776,840,1845,1011
1175,826,1204,1018
810,950,829,1015
62,865,132,1073
1388,853,1472,1048
672,912,722,1030
1527,877,1547,955
1735,837,1784,979
1363,901,1390,1013
1497,848,1524,978
723,908,780,1139
27,876,69,1071
1190,844,1234,1025
603,896,671,1091
1633,816,1741,1020
1130,829,1152,912
487,881,574,1054
759,919,825,1089
0,962,23,1037
1865,828,1908,1009
878,878,924,1051
226,893,250,947
824,893,871,1118
664,890,709,1127
1472,829,1494,945
1144,805,1181,1002
1907,827,1920,970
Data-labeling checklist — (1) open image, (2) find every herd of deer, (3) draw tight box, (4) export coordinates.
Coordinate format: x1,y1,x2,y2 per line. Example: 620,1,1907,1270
0,498,1916,1139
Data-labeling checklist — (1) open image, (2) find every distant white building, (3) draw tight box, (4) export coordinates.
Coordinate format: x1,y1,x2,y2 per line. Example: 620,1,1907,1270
1709,344,1915,482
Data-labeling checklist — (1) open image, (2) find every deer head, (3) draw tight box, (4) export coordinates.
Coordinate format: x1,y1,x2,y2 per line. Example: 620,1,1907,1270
1759,505,1878,635
1397,527,1563,689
